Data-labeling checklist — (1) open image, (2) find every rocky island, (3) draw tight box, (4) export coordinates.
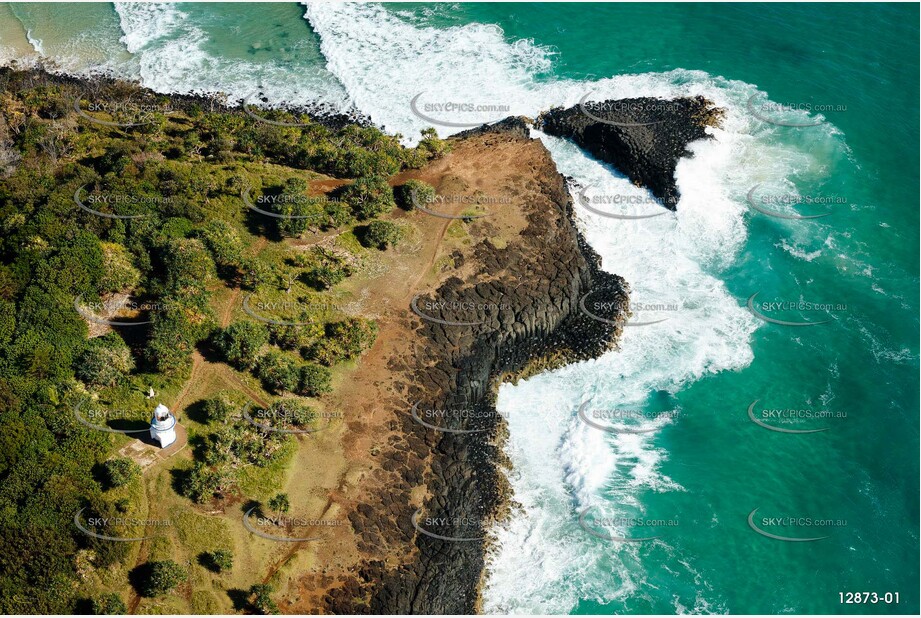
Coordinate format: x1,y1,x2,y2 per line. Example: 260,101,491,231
538,96,724,209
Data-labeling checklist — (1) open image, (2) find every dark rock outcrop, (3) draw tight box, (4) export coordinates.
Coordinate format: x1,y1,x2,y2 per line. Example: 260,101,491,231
324,120,628,614
537,96,724,210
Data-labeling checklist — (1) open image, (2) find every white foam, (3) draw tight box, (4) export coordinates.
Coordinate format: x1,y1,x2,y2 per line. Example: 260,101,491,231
113,2,349,111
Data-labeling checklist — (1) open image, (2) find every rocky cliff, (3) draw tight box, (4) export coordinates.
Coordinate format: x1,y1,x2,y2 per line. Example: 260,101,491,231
322,118,629,614
537,96,724,209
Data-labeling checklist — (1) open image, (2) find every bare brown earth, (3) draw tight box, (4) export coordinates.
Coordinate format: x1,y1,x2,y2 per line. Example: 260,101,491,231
268,133,531,612
273,120,627,613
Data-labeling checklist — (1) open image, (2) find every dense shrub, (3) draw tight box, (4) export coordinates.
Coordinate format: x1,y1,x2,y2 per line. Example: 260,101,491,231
103,457,140,488
239,257,273,291
202,549,233,573
97,242,141,293
138,560,187,597
91,593,126,615
202,391,236,424
180,461,230,504
75,332,135,387
303,263,350,290
339,175,395,220
394,179,436,211
264,399,316,429
198,422,286,473
213,321,269,370
361,220,404,250
162,238,215,296
249,583,279,615
147,295,215,376
271,178,327,237
300,247,353,291
306,318,378,366
268,493,290,513
297,362,332,397
268,321,323,352
255,350,301,394
198,220,244,269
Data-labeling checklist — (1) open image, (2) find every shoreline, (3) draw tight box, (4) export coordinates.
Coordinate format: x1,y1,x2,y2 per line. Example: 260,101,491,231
323,118,630,613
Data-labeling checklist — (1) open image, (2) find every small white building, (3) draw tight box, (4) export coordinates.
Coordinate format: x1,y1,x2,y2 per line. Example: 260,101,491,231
150,403,177,448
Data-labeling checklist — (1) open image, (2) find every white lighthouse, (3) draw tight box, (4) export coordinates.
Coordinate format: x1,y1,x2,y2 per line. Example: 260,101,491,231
150,403,177,448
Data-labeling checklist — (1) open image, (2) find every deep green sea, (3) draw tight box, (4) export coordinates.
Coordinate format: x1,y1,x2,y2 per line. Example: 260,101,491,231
1,3,917,614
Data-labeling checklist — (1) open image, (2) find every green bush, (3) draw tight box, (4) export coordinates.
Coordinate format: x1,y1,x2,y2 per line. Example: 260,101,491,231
147,295,215,376
394,179,436,211
139,560,187,597
339,176,395,220
239,257,273,291
198,220,244,269
91,592,126,615
306,318,378,366
265,399,316,429
202,392,236,424
361,220,404,250
249,583,280,615
299,247,353,291
163,238,215,296
268,493,290,514
268,178,328,238
180,461,230,504
203,549,233,573
213,321,269,370
298,362,332,397
255,351,301,394
303,263,350,290
75,332,135,387
103,457,140,489
417,127,452,160
197,422,286,474
98,242,141,293
268,322,323,352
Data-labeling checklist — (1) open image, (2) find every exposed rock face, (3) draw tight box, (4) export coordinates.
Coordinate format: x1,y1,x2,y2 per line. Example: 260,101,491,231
537,96,724,210
323,119,628,614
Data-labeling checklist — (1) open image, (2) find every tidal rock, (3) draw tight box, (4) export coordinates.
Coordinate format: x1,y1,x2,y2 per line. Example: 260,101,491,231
537,96,724,210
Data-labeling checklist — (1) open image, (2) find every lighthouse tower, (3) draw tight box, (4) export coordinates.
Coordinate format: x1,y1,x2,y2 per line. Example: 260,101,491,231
150,403,177,448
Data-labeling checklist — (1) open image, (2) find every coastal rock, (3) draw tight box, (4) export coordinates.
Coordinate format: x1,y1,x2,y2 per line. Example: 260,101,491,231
537,96,724,210
327,117,629,615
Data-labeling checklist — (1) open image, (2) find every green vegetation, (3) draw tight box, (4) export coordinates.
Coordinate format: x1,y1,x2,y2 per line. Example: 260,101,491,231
201,391,236,424
268,493,290,513
339,175,396,220
75,332,135,387
103,458,141,489
307,318,378,366
213,320,269,370
198,219,244,274
301,246,353,291
394,178,436,211
0,68,449,612
201,549,233,574
248,583,280,615
98,241,141,293
137,560,187,597
361,220,405,250
91,592,127,615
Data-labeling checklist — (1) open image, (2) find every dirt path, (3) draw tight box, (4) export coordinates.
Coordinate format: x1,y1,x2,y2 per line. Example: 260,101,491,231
129,238,272,614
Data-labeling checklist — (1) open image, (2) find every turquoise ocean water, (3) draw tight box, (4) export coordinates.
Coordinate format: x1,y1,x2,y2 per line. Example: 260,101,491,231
1,3,917,614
